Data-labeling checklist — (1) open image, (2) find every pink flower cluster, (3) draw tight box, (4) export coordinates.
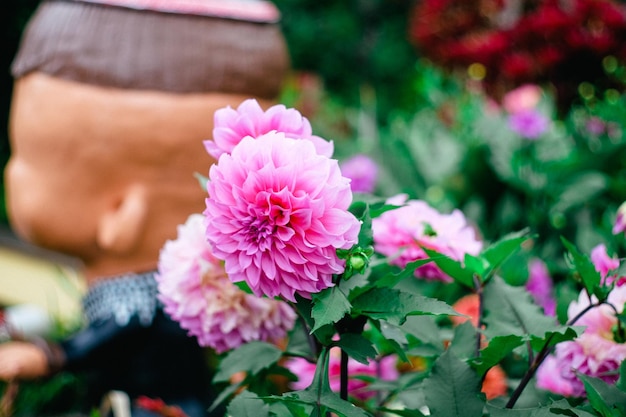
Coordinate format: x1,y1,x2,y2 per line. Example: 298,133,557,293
284,348,399,402
536,251,626,397
204,126,360,301
372,195,483,282
156,214,296,353
526,258,556,316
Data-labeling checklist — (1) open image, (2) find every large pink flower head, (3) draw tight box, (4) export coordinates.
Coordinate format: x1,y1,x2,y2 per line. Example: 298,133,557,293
536,284,626,397
536,333,626,397
285,348,399,402
156,214,296,353
203,98,333,160
372,195,483,282
204,132,361,302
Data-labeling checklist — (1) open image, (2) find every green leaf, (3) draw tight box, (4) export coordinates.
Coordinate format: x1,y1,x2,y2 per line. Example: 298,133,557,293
481,229,532,279
311,286,351,333
482,277,575,346
448,321,479,362
337,333,378,365
579,373,626,416
473,335,524,376
275,347,374,417
422,350,485,417
561,237,602,296
552,171,608,213
227,390,270,417
422,247,475,288
352,287,459,325
213,341,283,383
374,258,439,288
379,408,428,417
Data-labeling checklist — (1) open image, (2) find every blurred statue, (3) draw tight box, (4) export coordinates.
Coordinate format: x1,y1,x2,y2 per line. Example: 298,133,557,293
0,0,289,415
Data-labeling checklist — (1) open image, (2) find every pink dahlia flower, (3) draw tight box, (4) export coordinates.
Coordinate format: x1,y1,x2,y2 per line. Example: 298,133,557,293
372,195,482,282
613,201,626,236
536,333,626,397
508,109,550,139
536,285,626,397
156,214,296,353
339,154,378,194
203,98,333,160
526,258,556,316
204,132,361,302
590,243,622,286
285,348,399,402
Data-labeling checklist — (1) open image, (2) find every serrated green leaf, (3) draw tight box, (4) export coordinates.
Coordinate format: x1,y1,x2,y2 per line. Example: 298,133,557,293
311,286,351,333
422,247,475,288
422,350,485,417
374,258,439,288
483,277,574,344
227,390,270,417
448,321,479,362
547,399,597,417
579,373,626,417
561,237,602,296
278,347,374,417
352,287,459,325
268,401,312,417
214,341,283,383
209,380,244,412
481,229,532,279
337,333,378,365
473,335,524,376
464,254,489,276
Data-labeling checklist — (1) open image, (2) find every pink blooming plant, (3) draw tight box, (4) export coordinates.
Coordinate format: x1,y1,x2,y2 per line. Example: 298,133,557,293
284,348,399,402
536,284,626,397
372,194,483,282
339,154,379,194
613,201,626,236
507,109,550,139
526,258,556,316
203,98,333,160
156,214,296,353
204,131,361,302
502,84,542,115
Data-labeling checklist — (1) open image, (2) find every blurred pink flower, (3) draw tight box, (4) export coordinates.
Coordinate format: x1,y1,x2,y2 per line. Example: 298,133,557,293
526,258,556,316
156,214,296,353
339,154,378,194
203,98,333,160
590,243,620,286
536,285,626,397
285,348,399,401
204,132,360,302
613,201,626,236
536,333,626,397
508,109,550,139
502,84,542,114
372,195,482,282
568,285,626,338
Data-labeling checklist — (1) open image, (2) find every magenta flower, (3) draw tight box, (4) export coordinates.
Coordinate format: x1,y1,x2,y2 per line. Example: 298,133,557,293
536,285,626,397
507,109,550,139
613,201,626,236
526,258,556,316
590,243,620,286
372,195,482,282
156,214,296,353
339,154,379,194
204,132,361,302
536,333,626,397
203,98,333,160
284,348,399,401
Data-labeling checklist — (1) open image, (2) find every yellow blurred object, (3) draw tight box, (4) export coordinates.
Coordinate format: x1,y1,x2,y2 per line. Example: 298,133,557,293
0,227,85,324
